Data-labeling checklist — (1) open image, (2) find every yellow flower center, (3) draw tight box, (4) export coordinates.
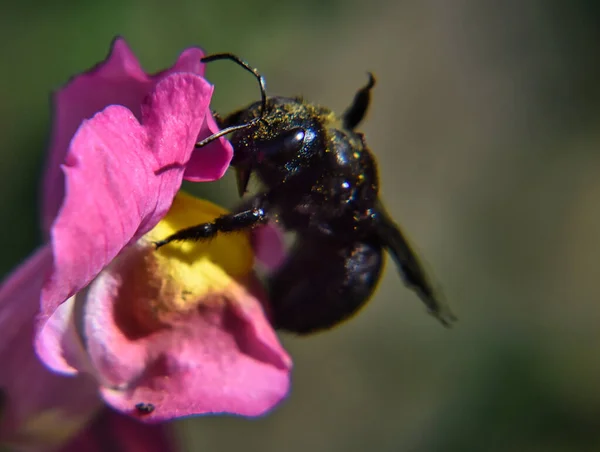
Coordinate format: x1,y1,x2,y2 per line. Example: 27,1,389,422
114,191,254,335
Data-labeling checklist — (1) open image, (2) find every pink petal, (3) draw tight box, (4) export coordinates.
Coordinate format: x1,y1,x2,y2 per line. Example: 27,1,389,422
155,46,205,77
42,37,212,234
0,247,100,447
59,409,176,452
81,251,291,420
35,296,94,376
252,223,288,271
139,73,215,231
183,111,233,182
39,106,155,332
38,73,214,355
42,38,152,234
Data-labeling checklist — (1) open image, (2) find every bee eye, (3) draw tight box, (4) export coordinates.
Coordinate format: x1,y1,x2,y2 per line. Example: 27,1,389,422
257,127,306,158
282,128,305,153
258,127,306,163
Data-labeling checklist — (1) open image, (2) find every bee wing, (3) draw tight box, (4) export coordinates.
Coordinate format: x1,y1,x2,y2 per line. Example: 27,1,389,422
373,205,457,327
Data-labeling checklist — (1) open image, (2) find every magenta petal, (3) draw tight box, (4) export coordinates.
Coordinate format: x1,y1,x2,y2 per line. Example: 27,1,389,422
140,73,215,229
1,248,50,341
81,256,291,420
42,38,214,234
0,247,100,447
98,299,292,420
39,73,214,338
35,296,93,375
155,46,205,77
252,223,288,271
40,106,156,329
183,111,233,182
59,409,176,452
42,38,153,233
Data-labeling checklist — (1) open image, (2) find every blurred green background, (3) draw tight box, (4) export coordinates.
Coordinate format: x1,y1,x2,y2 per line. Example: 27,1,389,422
2,0,600,451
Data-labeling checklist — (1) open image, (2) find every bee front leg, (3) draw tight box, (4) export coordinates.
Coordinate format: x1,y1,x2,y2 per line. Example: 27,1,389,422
154,197,269,249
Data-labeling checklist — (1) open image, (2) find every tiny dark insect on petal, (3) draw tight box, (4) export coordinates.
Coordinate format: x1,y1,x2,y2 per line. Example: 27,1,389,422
135,402,155,415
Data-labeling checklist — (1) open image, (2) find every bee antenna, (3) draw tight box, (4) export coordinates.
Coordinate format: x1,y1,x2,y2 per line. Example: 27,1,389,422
195,53,267,148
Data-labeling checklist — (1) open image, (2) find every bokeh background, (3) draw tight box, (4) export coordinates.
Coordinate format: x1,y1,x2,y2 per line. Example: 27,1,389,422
2,0,600,451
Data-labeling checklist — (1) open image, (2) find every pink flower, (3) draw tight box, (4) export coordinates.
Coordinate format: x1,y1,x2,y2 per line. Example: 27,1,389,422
41,37,232,233
0,246,101,451
0,37,291,449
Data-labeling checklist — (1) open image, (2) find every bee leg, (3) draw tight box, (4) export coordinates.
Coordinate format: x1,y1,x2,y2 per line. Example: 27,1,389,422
269,238,383,334
373,205,457,327
154,197,268,249
342,72,376,130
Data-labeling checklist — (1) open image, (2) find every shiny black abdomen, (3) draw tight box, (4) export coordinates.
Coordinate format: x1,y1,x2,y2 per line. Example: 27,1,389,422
269,236,383,333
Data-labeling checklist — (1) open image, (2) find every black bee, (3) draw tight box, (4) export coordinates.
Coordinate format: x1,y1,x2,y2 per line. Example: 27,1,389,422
156,54,456,333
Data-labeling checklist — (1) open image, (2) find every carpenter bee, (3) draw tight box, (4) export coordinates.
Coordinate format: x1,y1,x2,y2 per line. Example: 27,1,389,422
156,54,456,333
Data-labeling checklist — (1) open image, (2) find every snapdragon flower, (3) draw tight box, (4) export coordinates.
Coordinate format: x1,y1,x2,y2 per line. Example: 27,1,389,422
0,37,291,450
